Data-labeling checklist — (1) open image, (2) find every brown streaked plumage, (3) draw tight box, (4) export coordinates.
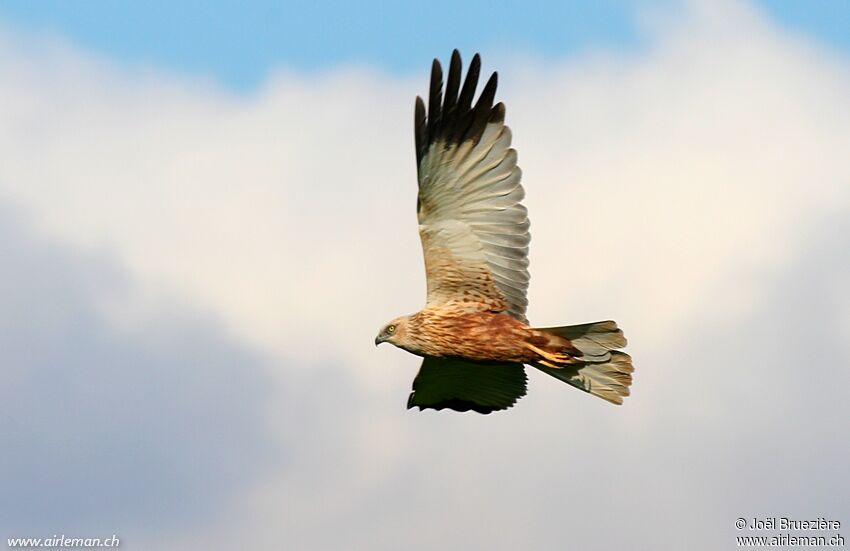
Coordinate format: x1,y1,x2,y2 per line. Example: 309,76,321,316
376,50,634,413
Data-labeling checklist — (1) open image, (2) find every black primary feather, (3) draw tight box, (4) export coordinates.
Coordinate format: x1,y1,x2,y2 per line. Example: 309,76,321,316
414,51,501,167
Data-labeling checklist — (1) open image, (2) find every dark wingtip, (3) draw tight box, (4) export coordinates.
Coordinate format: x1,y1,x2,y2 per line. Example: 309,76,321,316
416,50,507,164
490,102,506,124
414,96,427,164
480,71,498,104
429,58,443,91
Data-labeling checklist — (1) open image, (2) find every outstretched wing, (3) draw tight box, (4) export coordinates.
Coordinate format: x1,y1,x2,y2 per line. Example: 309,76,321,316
407,356,528,414
415,50,530,323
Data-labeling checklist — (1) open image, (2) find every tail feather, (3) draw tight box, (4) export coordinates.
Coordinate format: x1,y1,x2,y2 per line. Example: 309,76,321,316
535,320,626,361
531,320,634,405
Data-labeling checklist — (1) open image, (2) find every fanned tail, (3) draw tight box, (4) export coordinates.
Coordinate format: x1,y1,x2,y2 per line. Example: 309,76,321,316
531,320,634,405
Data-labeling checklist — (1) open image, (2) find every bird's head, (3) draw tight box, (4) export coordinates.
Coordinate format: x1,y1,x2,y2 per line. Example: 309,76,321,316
375,316,411,348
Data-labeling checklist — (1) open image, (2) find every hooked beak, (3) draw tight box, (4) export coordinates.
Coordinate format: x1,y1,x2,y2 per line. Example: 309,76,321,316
374,335,383,346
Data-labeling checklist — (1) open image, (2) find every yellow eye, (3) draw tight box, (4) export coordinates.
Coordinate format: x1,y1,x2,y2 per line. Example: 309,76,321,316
386,324,396,334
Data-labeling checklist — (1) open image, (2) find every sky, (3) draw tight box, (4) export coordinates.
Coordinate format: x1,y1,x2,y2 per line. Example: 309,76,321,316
1,1,849,550
0,0,849,89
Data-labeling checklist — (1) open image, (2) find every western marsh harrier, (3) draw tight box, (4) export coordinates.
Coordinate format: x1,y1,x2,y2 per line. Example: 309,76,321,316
376,51,633,413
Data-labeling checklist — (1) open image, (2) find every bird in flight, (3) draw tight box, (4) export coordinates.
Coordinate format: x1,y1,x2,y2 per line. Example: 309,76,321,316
375,51,633,413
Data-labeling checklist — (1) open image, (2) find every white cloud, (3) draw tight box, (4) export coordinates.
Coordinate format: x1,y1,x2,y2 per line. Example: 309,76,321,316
0,207,279,540
1,1,848,549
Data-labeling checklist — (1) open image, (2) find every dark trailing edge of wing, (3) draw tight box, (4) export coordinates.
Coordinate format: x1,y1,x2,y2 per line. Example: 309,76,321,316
407,357,528,414
414,50,505,170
